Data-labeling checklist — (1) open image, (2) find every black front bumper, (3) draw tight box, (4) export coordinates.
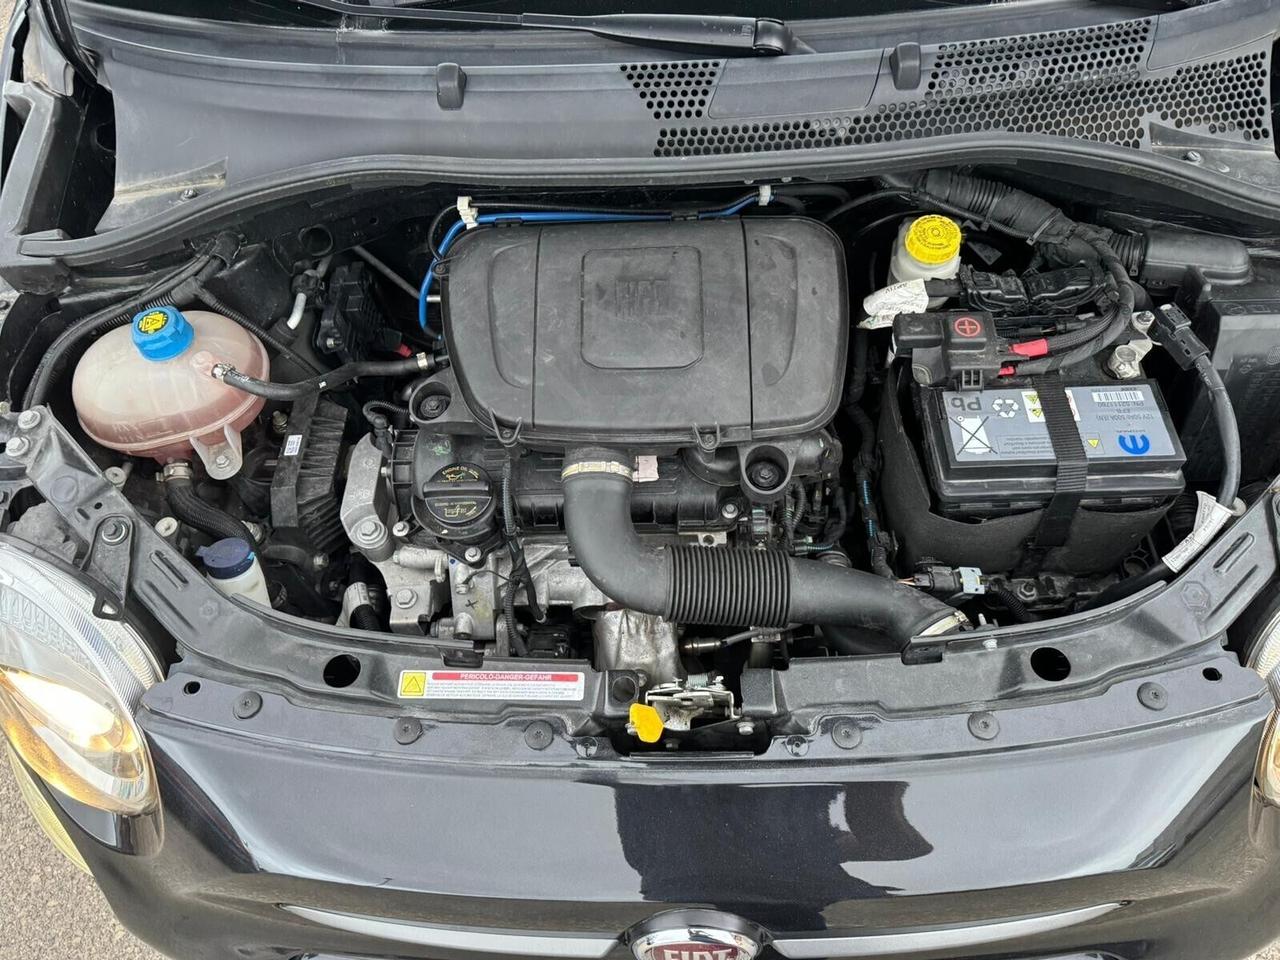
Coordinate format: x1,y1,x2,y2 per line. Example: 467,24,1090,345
45,651,1279,960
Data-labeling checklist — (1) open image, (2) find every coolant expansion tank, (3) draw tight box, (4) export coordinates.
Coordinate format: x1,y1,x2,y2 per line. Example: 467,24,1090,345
72,307,268,479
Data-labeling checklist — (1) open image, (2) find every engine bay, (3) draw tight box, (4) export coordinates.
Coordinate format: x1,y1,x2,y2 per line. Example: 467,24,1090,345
8,169,1271,749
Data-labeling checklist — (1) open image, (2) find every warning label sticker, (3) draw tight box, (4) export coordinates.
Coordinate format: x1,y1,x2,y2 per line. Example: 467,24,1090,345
397,670,585,701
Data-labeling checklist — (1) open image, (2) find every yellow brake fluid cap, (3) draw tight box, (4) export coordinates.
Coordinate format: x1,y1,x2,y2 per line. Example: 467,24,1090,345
904,214,962,266
629,703,665,743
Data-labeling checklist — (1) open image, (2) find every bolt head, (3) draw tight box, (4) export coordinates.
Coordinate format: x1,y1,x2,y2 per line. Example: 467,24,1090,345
233,691,263,719
100,519,128,544
1184,149,1204,164
967,711,999,740
524,720,554,751
831,719,862,749
16,410,39,429
394,717,423,745
155,516,179,537
721,502,741,520
463,546,483,564
419,396,448,420
213,454,231,468
1138,681,1168,711
391,520,411,538
736,719,756,736
749,461,782,489
4,436,29,457
180,187,198,200
784,736,809,757
394,588,418,609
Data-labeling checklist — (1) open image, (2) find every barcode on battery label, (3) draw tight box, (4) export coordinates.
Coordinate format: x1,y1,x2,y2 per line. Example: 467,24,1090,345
1091,389,1144,404
397,669,585,701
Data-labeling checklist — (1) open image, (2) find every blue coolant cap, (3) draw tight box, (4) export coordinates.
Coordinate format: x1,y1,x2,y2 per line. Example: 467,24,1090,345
196,538,255,580
132,306,194,361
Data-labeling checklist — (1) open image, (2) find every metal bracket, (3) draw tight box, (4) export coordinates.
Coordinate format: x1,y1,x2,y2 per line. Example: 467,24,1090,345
82,514,133,619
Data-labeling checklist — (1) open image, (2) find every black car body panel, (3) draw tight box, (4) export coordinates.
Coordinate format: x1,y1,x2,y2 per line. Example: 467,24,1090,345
52,664,1280,960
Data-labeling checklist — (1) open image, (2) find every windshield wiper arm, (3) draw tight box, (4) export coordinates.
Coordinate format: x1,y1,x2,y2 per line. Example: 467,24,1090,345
296,0,813,55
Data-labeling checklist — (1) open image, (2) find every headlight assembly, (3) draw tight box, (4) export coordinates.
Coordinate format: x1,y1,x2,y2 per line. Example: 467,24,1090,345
0,540,161,816
1249,604,1280,805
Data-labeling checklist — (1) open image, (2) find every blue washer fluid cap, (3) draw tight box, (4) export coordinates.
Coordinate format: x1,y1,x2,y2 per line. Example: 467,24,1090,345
131,306,194,361
196,537,256,580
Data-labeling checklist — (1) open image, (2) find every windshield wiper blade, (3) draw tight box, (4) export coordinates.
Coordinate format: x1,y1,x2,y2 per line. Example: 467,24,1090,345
296,0,813,55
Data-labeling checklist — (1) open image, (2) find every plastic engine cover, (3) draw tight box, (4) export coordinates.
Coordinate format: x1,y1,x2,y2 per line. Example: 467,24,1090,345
442,218,847,446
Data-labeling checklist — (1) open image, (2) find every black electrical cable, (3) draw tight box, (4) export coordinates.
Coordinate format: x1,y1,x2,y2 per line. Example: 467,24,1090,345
1085,351,1241,610
23,252,217,410
1198,354,1241,507
773,183,852,205
988,583,1037,623
361,399,412,424
822,189,911,223
215,355,429,401
192,283,325,376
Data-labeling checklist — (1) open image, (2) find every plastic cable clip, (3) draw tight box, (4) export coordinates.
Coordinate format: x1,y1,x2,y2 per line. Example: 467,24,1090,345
456,196,478,229
757,185,773,207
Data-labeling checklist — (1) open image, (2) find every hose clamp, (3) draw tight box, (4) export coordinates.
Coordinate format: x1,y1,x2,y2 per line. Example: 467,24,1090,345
161,461,194,482
560,460,634,482
917,609,971,637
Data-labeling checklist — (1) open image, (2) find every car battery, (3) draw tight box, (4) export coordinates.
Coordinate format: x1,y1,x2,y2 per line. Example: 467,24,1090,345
918,381,1186,517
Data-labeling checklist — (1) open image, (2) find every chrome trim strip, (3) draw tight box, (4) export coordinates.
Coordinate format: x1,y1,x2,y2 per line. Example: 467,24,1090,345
770,903,1121,958
282,905,619,958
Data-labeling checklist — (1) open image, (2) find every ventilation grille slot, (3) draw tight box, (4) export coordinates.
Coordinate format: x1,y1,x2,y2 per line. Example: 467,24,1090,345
623,60,721,121
650,20,1271,158
929,19,1152,97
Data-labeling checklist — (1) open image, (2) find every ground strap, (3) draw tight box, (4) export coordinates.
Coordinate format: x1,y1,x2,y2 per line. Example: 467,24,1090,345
1020,377,1088,569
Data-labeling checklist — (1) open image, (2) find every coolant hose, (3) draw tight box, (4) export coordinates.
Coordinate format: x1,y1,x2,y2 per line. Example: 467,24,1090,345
164,468,260,546
213,354,431,401
560,449,967,651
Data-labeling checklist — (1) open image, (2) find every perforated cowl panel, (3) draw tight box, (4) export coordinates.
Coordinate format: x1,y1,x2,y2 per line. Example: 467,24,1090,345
622,60,722,121
645,18,1273,158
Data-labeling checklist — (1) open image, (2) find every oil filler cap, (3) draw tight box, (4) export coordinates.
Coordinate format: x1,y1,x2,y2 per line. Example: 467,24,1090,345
132,306,194,362
419,462,497,542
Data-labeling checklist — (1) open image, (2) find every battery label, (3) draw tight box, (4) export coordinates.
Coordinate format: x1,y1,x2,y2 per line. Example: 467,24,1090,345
942,383,1177,462
1092,389,1144,404
397,670,585,701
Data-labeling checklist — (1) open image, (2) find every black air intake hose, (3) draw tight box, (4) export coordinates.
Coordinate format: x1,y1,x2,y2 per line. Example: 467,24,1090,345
560,449,966,651
883,170,1251,286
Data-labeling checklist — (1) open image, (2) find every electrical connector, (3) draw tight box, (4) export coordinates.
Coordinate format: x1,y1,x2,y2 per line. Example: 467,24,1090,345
1151,303,1210,370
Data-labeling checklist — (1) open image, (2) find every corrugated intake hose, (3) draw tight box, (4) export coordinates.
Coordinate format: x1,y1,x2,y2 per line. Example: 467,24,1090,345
560,449,967,651
164,467,260,546
349,604,382,632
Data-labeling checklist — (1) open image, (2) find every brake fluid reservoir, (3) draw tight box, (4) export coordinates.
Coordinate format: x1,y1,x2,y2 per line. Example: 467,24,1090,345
889,214,962,305
72,307,268,479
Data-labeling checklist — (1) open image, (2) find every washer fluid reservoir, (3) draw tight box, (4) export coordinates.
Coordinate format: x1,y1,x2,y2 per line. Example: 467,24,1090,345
72,307,268,479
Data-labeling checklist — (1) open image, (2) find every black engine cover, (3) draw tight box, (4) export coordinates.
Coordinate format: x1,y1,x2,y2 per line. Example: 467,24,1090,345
442,217,848,448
